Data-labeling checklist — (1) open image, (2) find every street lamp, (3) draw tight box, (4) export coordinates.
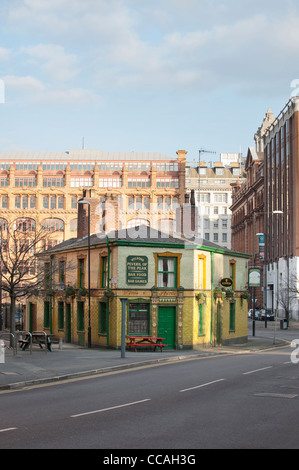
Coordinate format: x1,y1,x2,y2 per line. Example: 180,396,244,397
273,210,283,345
78,199,91,348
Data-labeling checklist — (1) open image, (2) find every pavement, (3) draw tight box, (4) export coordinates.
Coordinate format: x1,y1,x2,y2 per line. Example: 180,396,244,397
0,320,297,391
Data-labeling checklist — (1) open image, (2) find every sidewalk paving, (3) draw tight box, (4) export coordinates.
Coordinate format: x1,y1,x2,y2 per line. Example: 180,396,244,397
0,322,294,391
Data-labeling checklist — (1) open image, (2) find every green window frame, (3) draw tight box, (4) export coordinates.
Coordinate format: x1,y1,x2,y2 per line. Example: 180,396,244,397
100,257,107,288
78,259,85,288
58,301,64,330
229,302,235,332
128,303,149,335
99,302,107,334
157,257,177,288
44,301,50,329
77,301,85,331
198,304,204,336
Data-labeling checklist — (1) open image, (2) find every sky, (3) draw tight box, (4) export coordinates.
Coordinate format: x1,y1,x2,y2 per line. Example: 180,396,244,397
1,0,299,164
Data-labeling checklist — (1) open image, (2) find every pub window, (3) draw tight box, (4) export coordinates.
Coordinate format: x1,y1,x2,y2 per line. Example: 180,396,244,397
44,301,50,329
229,302,235,332
58,301,64,330
198,304,204,336
77,301,84,331
78,259,85,288
157,258,177,288
100,256,107,288
59,260,65,284
99,302,107,334
128,303,149,335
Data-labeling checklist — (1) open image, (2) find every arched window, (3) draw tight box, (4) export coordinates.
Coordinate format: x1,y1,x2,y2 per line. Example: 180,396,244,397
0,218,8,231
15,218,36,232
126,218,150,228
42,218,64,232
157,218,176,233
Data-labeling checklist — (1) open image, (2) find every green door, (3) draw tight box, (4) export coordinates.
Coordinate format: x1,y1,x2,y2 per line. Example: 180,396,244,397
158,306,176,349
65,303,71,343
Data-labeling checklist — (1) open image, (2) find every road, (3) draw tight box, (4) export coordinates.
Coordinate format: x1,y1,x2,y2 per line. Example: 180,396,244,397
1,340,299,449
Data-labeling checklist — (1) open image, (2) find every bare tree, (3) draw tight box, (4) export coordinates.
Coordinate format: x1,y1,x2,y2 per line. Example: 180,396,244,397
279,273,299,322
0,219,59,338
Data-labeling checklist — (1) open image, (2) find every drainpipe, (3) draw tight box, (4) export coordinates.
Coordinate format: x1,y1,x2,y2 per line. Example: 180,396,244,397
50,254,53,334
210,251,214,345
106,236,110,348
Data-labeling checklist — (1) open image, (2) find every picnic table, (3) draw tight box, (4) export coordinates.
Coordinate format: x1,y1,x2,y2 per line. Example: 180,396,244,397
18,332,53,352
126,336,167,352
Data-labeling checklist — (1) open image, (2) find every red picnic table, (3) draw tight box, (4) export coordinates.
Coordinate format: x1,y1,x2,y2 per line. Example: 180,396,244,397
126,335,167,352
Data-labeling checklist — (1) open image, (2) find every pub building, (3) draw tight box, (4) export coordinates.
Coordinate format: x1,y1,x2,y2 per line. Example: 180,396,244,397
27,192,251,349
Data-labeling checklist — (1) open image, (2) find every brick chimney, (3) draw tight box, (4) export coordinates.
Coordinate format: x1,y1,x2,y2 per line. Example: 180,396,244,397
77,190,119,239
176,189,198,240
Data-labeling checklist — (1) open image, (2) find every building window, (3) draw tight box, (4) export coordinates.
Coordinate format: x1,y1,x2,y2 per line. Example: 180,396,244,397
222,233,227,243
127,178,149,188
70,219,77,232
99,178,122,188
157,178,179,188
42,218,64,232
229,260,236,290
128,303,149,335
58,301,64,330
71,196,77,209
59,260,65,284
229,302,235,331
157,258,177,288
44,301,50,329
100,257,107,288
0,178,8,187
213,233,218,242
198,304,204,335
1,196,7,208
198,255,207,290
43,177,65,187
15,218,36,232
77,301,84,331
99,302,107,334
15,177,36,187
214,193,227,203
78,259,85,288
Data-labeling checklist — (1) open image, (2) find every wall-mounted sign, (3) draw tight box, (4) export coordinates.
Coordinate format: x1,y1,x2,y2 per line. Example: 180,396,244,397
126,256,148,285
248,268,261,287
220,278,233,287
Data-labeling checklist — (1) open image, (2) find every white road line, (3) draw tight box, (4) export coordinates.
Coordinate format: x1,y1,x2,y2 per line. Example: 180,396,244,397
242,366,273,375
0,427,17,433
70,399,151,418
180,378,226,393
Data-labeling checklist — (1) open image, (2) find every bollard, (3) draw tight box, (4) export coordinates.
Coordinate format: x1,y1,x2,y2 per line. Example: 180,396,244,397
59,338,63,350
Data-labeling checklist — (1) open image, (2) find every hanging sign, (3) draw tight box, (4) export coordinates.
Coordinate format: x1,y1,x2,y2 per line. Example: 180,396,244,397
248,268,261,287
220,278,233,287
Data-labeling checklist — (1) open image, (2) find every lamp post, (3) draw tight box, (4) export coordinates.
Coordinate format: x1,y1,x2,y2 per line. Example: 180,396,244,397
273,210,283,345
78,199,91,348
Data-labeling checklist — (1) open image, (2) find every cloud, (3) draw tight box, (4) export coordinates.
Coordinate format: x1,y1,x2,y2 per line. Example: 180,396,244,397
2,74,99,105
20,44,80,82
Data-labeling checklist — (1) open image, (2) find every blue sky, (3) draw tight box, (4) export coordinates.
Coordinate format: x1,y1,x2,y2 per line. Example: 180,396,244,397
1,0,299,163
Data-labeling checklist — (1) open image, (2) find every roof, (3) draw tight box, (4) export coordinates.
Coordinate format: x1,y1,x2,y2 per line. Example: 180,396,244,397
42,225,251,258
0,149,175,162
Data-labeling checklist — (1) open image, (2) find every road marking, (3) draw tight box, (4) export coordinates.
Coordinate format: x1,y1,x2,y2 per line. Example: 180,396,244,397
0,428,17,433
70,399,151,418
180,378,225,393
243,366,273,375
